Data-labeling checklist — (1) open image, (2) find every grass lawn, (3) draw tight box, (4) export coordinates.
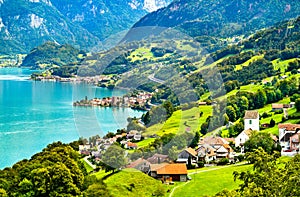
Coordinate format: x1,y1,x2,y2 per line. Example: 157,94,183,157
81,158,94,173
104,169,164,197
144,106,212,137
172,164,251,197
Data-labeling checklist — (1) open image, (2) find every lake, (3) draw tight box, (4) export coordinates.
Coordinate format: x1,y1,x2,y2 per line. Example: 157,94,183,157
0,67,144,168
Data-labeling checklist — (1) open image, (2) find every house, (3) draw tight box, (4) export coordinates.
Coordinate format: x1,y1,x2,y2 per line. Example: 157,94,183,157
177,147,198,164
244,110,260,131
272,103,290,111
235,129,254,153
290,133,300,151
278,123,300,150
127,158,151,173
216,144,235,161
125,142,138,149
272,104,284,111
196,144,216,163
147,154,170,164
149,163,188,182
199,136,229,150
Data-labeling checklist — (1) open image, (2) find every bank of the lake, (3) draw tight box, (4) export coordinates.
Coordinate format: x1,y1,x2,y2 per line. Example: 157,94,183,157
0,68,144,168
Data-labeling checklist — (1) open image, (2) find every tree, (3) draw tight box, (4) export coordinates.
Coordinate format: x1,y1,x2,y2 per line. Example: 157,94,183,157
226,106,237,122
227,148,300,197
269,118,275,127
190,131,200,148
295,98,300,112
200,122,209,135
168,146,179,161
254,89,267,108
101,145,127,173
244,132,279,154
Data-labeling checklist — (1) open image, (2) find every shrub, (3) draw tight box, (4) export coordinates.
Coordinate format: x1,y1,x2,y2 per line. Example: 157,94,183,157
217,158,229,165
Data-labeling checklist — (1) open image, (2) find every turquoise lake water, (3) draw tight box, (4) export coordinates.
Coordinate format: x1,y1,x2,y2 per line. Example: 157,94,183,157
0,68,144,168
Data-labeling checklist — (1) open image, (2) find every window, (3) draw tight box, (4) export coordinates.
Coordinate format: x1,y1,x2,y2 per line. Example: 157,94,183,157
249,120,252,124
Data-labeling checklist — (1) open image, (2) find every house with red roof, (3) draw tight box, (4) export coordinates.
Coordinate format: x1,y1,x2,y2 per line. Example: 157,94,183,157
149,163,188,182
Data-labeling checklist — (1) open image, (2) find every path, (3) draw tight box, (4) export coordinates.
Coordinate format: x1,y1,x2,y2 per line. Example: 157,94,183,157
169,162,247,197
84,156,97,170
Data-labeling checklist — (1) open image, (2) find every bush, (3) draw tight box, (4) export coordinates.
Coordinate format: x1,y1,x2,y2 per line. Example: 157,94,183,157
197,161,205,168
217,158,229,165
237,154,245,162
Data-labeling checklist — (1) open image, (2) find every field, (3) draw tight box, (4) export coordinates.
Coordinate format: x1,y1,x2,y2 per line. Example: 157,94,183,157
172,164,251,197
144,105,212,137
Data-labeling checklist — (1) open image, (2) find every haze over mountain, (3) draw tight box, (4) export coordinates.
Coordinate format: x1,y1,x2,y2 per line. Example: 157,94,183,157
125,0,300,41
0,0,172,54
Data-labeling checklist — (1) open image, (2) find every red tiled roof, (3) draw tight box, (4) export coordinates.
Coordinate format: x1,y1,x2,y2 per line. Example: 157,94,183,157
244,110,259,119
278,123,300,131
127,142,137,147
155,164,188,175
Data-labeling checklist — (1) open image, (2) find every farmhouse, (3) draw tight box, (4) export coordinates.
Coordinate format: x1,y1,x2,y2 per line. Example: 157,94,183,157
149,163,188,182
177,147,198,164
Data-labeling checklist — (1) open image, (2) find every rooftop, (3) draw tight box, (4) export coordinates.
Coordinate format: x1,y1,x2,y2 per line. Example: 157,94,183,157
278,123,300,131
152,163,188,175
244,110,259,119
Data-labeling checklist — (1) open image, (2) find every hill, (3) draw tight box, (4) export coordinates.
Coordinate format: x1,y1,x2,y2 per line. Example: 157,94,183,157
103,169,166,197
21,42,85,69
125,0,300,40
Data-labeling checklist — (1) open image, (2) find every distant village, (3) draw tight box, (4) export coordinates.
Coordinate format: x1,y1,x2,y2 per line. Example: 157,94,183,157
78,109,300,183
73,92,152,109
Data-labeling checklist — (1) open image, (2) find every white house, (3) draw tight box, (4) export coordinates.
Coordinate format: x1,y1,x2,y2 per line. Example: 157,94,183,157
244,110,259,131
235,129,254,153
278,123,300,151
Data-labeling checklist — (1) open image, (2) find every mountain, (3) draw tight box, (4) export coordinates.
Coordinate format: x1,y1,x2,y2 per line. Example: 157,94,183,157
126,0,300,40
51,0,172,40
0,0,101,54
0,0,172,55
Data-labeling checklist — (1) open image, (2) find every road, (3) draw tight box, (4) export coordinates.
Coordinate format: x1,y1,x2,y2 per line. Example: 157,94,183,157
148,74,165,84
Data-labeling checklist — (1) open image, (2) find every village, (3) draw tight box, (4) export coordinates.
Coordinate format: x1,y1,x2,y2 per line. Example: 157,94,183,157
73,91,152,109
78,108,300,183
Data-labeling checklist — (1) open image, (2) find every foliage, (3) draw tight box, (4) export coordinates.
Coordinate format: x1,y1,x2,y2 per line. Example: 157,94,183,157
295,98,300,112
244,132,280,154
21,42,85,69
228,148,300,197
0,141,102,196
100,145,127,173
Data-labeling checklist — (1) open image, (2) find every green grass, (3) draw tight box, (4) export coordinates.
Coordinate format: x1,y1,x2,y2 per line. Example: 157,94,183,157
172,164,251,197
235,55,264,71
136,138,156,148
129,48,154,62
272,58,298,73
81,159,94,173
144,106,212,137
104,169,165,197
